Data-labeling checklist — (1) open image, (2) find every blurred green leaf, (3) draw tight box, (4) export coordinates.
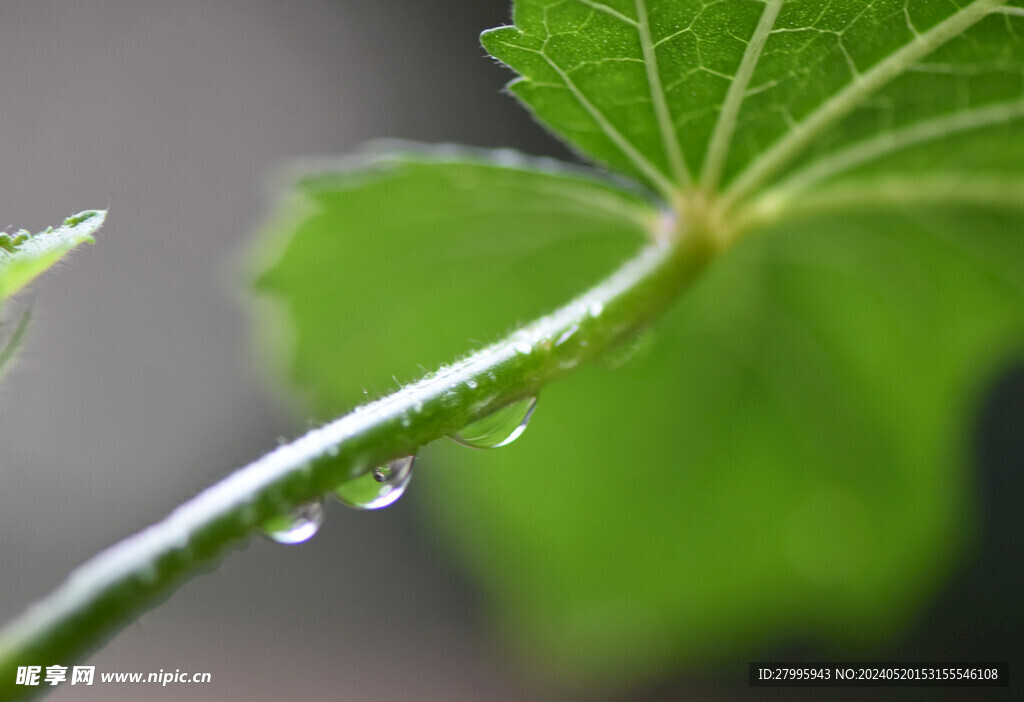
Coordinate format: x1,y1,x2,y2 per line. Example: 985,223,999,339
257,180,1024,682
426,204,1024,683
253,149,653,415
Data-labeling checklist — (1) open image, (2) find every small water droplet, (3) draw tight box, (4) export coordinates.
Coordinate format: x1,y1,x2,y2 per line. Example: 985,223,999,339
261,499,325,544
600,332,653,369
334,456,415,510
513,341,532,355
588,300,604,317
467,379,478,389
449,397,537,449
556,324,579,347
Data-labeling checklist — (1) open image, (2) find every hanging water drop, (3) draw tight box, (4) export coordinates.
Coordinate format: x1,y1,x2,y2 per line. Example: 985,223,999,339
261,499,325,545
555,324,579,347
334,455,415,510
600,332,653,369
449,396,537,449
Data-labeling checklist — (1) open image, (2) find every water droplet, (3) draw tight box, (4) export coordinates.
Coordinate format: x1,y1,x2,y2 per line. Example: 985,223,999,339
588,300,604,317
261,499,325,544
513,341,532,355
334,456,415,510
555,324,579,347
449,397,537,449
467,379,478,389
600,332,653,369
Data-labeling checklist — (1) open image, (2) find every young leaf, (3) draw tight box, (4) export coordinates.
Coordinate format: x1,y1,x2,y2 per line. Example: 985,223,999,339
0,211,106,302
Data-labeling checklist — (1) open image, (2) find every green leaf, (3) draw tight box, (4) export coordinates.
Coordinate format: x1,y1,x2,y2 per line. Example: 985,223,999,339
252,148,655,416
0,211,105,302
484,0,1024,201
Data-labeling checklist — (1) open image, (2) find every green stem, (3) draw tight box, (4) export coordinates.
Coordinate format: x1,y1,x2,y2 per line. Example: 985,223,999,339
0,306,32,382
0,219,714,700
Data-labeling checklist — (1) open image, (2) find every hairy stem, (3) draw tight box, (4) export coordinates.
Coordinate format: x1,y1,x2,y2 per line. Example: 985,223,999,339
0,215,714,701
0,306,32,382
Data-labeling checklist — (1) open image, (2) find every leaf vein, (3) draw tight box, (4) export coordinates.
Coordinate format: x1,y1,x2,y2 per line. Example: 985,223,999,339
518,41,677,199
573,0,638,26
994,6,1024,17
722,0,1008,207
747,176,1024,225
702,0,784,190
767,99,1024,196
635,0,689,186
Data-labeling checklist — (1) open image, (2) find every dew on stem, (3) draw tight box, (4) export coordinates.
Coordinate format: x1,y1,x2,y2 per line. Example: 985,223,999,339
261,499,325,544
599,332,653,370
449,396,537,449
334,455,415,510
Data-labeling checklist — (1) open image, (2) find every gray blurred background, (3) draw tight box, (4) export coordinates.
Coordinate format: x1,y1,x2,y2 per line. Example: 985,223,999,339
0,2,1020,701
